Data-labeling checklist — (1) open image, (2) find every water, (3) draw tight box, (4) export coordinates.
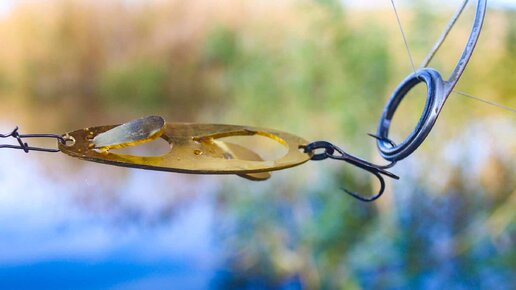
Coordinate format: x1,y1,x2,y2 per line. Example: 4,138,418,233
0,118,514,289
0,139,219,289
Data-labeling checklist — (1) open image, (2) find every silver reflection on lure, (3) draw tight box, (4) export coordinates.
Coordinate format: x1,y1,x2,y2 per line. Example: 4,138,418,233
92,116,166,150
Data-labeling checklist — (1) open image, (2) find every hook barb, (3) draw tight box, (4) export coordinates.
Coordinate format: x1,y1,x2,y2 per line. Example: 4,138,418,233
342,170,386,202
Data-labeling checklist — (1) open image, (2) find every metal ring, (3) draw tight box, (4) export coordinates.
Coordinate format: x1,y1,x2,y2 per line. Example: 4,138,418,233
376,68,445,161
303,141,335,161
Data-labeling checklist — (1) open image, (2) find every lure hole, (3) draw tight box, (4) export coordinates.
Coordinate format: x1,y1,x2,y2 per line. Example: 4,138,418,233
217,134,288,161
388,82,428,145
109,137,171,157
63,136,76,147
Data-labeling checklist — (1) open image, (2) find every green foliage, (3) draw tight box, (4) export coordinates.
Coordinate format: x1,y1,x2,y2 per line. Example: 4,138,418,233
204,26,239,66
494,10,516,105
99,60,169,111
314,0,345,18
203,14,390,149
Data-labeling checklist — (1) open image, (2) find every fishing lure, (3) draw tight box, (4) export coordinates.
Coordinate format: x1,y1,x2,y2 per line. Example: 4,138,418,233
0,0,487,201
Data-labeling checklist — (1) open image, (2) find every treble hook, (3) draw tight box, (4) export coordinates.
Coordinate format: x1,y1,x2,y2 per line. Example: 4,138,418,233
0,126,67,153
303,138,399,202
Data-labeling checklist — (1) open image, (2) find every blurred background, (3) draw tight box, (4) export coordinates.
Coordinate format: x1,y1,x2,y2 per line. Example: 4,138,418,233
0,0,514,289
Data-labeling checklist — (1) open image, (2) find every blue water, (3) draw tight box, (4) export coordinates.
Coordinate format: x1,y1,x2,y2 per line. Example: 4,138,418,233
0,259,212,290
0,143,219,289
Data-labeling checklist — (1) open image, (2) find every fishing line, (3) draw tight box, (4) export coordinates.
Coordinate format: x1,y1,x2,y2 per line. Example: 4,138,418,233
389,0,417,74
390,0,515,114
453,90,516,113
